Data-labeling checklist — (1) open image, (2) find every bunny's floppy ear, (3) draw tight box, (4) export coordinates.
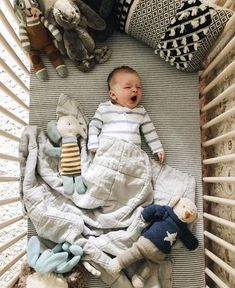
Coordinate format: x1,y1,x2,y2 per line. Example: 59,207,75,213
74,0,106,30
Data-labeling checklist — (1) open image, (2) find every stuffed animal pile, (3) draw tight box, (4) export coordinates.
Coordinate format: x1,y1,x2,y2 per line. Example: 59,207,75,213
44,0,112,72
14,0,114,79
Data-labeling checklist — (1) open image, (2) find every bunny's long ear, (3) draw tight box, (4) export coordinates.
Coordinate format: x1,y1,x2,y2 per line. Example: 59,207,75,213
75,0,106,30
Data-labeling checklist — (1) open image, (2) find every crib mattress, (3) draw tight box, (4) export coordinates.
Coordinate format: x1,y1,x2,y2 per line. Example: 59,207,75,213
29,32,205,288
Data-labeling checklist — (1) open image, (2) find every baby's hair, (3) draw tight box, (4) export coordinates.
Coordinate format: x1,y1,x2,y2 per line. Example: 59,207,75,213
107,65,138,90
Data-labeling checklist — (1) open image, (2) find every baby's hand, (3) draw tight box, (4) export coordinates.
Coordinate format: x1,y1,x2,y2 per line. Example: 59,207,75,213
155,150,165,163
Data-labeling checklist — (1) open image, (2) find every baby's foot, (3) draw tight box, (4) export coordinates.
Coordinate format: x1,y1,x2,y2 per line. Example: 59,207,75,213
109,258,122,274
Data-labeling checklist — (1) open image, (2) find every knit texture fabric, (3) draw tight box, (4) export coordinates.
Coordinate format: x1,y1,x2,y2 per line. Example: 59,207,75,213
142,205,199,253
60,136,81,175
88,101,163,154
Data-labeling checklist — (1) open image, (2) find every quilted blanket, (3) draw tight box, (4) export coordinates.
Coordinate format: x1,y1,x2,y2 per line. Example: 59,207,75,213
19,96,196,287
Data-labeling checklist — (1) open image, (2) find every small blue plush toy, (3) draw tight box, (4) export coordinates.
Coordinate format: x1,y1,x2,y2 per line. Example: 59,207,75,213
45,115,87,195
27,236,83,273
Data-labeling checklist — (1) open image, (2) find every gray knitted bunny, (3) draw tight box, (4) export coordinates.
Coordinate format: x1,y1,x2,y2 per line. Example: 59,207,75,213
45,0,111,72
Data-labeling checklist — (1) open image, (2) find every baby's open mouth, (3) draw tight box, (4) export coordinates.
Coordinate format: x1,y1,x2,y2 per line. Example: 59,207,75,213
130,96,137,102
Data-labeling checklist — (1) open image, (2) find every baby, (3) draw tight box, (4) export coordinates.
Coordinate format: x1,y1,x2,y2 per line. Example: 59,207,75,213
87,65,164,162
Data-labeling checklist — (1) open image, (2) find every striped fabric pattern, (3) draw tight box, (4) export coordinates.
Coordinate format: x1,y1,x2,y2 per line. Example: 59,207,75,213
88,101,163,154
19,22,31,50
60,142,81,175
19,16,61,49
41,16,61,39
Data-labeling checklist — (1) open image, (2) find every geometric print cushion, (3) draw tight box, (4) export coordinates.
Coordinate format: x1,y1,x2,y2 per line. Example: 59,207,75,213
183,7,233,71
155,0,233,71
115,0,233,72
115,0,183,48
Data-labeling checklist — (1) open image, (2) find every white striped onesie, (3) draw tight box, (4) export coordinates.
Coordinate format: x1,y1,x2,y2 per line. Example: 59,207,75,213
88,101,163,154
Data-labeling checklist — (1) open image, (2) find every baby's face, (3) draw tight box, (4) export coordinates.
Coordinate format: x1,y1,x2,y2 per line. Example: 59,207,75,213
109,71,142,109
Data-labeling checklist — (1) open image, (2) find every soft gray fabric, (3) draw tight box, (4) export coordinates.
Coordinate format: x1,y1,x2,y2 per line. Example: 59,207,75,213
151,160,196,206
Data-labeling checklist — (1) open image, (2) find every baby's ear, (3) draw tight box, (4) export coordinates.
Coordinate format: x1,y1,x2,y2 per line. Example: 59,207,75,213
109,90,116,100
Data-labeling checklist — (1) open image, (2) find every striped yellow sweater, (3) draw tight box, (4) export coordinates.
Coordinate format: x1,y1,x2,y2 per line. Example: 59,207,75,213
60,136,81,175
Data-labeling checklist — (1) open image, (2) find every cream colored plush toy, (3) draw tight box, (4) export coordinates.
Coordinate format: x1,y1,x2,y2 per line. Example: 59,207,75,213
109,197,199,288
45,115,87,195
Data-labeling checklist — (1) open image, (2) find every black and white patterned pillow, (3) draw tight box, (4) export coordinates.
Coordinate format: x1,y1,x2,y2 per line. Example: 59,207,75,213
115,0,182,47
155,0,233,71
115,0,233,72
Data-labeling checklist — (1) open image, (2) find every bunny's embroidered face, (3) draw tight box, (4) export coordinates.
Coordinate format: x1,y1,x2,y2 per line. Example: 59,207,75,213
57,116,87,139
14,0,41,21
53,0,81,29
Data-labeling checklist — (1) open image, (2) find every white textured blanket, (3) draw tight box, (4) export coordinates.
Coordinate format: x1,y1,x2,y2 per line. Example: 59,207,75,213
20,95,197,288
